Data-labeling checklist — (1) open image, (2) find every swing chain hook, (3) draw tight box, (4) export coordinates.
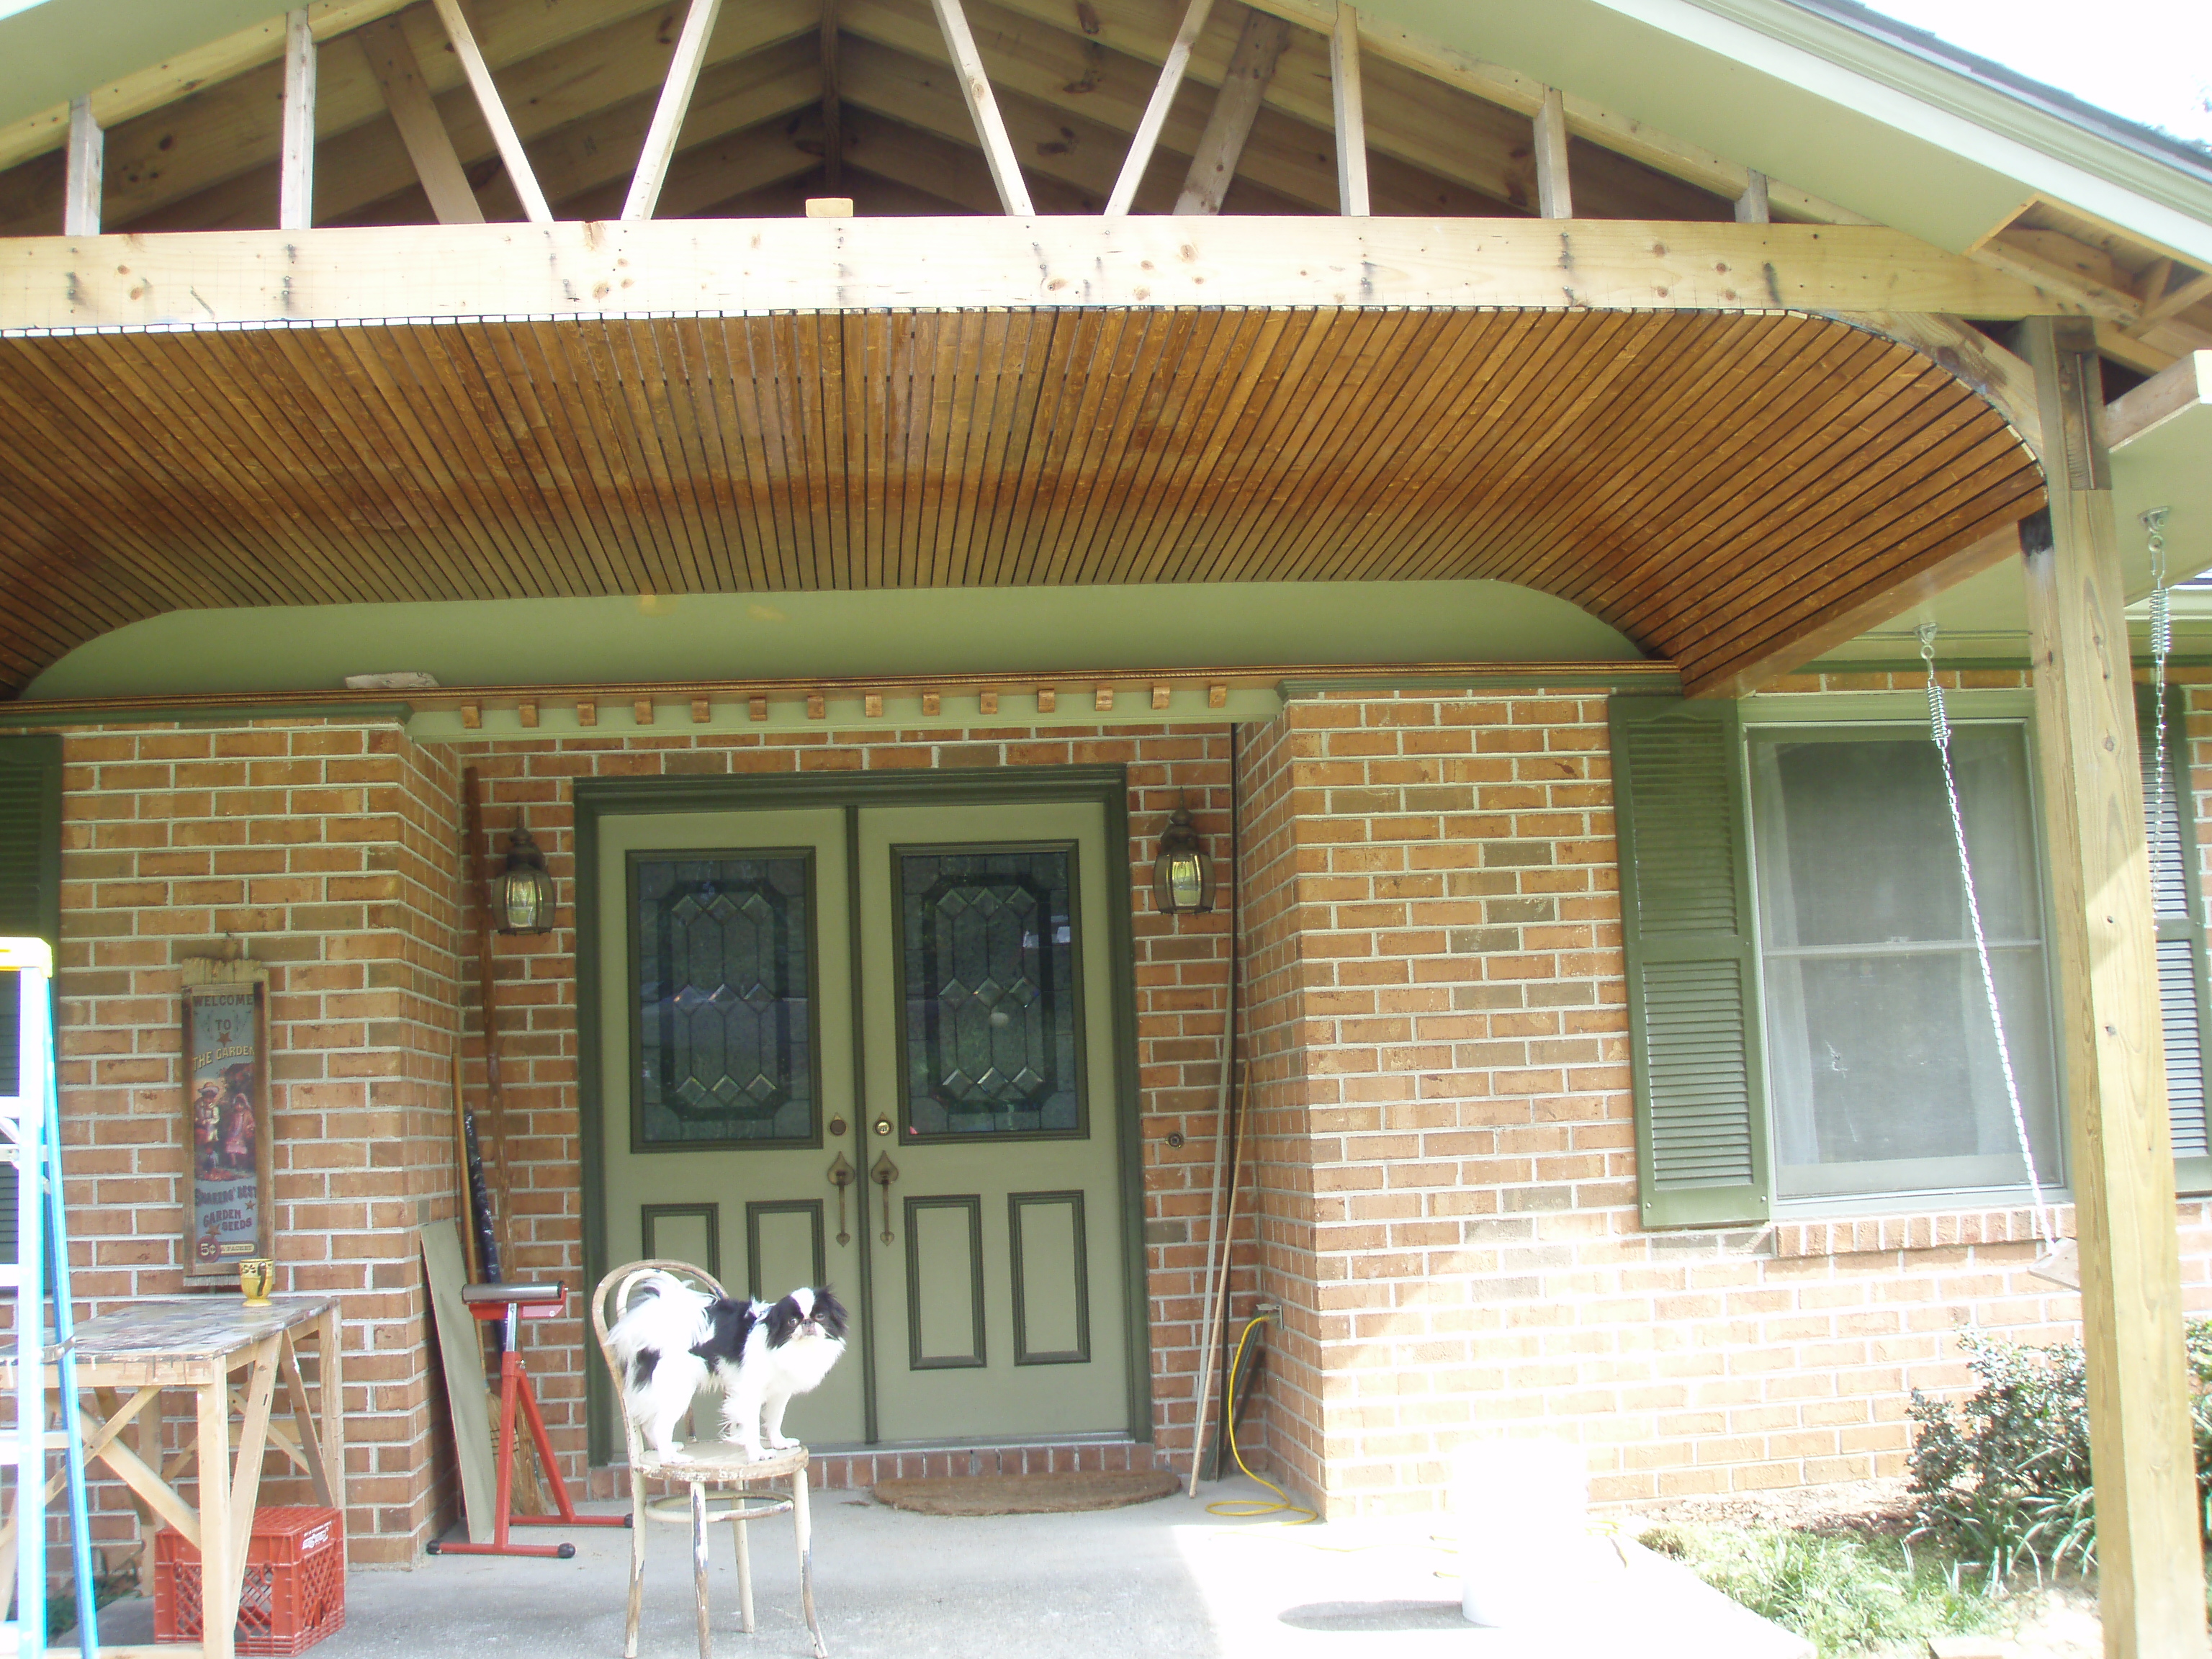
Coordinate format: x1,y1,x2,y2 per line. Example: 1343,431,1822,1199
1917,623,1948,749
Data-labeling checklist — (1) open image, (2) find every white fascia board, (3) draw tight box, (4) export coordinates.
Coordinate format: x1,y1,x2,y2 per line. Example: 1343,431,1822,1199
1357,0,2212,263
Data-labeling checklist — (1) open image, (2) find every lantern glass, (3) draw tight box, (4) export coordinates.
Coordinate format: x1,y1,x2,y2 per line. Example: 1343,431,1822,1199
498,826,555,934
1151,807,1214,915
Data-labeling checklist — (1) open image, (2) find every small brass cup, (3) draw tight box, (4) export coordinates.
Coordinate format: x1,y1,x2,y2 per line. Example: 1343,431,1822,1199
238,1258,275,1308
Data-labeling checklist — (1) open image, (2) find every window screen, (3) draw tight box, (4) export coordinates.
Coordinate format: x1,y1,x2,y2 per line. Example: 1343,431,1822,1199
1748,726,2063,1201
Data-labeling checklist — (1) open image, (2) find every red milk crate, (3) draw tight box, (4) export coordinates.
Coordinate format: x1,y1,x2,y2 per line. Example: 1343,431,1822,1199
153,1506,346,1655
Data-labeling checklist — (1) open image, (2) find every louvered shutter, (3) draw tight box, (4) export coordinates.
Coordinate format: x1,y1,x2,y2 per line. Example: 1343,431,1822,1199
1610,697,1772,1228
0,735,63,1263
2139,688,2212,1193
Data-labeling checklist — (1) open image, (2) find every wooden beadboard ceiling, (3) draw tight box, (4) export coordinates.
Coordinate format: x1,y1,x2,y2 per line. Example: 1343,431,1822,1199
0,307,2045,698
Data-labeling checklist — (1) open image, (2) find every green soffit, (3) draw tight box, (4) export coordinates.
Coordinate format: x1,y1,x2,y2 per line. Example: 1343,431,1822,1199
0,0,284,127
20,581,1645,701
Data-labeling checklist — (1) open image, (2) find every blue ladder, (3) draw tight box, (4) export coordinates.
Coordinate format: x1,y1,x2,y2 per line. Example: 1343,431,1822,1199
3,938,98,1657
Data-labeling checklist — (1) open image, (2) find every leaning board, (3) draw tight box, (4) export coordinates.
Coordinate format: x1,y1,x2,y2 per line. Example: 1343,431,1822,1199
419,1221,496,1545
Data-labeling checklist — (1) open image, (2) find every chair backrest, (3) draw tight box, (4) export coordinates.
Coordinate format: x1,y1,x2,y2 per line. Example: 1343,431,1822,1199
590,1259,728,1467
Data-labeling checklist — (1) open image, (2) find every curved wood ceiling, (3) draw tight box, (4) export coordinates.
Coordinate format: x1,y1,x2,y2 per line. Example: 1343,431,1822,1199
0,307,2043,698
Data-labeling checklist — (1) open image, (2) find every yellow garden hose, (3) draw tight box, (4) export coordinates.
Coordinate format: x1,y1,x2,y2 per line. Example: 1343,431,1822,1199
1205,1314,1317,1525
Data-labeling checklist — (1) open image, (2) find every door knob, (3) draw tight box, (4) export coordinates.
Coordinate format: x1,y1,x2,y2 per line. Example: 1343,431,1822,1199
874,1116,891,1136
871,1151,899,1244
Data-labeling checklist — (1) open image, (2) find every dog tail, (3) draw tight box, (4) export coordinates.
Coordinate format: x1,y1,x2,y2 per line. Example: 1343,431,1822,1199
610,1269,711,1361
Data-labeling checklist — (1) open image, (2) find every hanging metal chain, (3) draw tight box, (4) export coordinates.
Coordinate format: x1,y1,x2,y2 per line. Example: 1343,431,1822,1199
2146,507,2174,915
1918,624,2059,1250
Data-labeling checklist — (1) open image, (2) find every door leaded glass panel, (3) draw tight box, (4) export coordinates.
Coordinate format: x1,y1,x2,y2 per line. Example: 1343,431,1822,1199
631,853,817,1147
895,844,1084,1138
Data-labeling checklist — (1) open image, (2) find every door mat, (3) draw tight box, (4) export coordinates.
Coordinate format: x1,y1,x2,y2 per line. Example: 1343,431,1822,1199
873,1470,1179,1516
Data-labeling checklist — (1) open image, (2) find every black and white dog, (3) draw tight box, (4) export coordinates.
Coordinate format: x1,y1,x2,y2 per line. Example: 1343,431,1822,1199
608,1274,848,1462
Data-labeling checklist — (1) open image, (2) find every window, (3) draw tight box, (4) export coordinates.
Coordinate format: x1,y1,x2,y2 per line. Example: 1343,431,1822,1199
1611,693,2212,1229
1748,726,2062,1202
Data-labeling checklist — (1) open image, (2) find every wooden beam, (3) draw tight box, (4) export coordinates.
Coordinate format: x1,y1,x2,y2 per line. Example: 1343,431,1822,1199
2107,349,2211,448
1734,168,1768,225
926,0,1034,214
359,17,484,225
822,0,844,192
2018,313,2206,1659
279,10,318,232
2136,269,2212,333
0,219,2064,330
1329,2,1368,217
429,0,554,222
1172,9,1290,215
621,0,726,220
1532,85,1568,220
1105,0,1213,217
63,99,102,238
0,0,414,176
2095,320,2178,377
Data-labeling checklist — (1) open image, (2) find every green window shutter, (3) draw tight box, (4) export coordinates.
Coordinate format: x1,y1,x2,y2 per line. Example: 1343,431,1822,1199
0,734,63,1265
2139,688,2212,1194
1610,696,1773,1228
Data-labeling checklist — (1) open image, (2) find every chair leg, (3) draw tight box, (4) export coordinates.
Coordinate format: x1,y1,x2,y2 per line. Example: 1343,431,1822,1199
693,1482,713,1659
733,1493,755,1635
794,1470,827,1659
626,1470,647,1659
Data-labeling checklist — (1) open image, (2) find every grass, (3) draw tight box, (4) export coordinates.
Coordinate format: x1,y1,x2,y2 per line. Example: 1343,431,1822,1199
1639,1521,2008,1658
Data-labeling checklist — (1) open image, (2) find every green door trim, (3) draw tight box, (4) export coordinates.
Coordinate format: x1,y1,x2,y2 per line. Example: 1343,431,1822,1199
577,766,1149,1466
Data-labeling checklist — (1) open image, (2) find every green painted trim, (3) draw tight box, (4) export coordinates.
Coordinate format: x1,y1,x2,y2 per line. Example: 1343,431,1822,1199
0,700,414,729
639,1203,721,1283
845,803,878,1447
1008,1190,1093,1367
743,1200,827,1300
1279,667,1673,696
577,765,1153,1460
903,1195,987,1370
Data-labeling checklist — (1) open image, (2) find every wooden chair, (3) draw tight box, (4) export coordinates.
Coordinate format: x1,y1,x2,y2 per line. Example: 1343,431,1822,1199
590,1261,828,1659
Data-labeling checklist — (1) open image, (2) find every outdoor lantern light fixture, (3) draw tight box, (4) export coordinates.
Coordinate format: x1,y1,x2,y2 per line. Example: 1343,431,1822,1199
1152,806,1214,915
495,824,556,935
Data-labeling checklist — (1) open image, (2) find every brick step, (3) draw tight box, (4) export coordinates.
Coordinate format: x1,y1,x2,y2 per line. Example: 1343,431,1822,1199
586,1438,1168,1501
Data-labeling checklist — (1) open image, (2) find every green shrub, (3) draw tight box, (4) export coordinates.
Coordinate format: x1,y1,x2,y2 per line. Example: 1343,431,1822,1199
1905,1318,2212,1584
1639,1522,1997,1657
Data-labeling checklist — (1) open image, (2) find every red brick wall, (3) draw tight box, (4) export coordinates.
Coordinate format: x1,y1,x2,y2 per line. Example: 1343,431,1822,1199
1232,678,2212,1520
54,718,462,1565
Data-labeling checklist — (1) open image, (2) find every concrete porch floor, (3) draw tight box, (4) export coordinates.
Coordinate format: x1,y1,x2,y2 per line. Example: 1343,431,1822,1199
89,1476,1809,1658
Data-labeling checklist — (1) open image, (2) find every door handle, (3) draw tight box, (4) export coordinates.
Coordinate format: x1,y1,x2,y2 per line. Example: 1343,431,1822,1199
871,1151,899,1244
827,1152,855,1246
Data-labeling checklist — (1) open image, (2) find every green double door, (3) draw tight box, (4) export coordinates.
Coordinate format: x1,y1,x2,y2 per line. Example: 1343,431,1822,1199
597,796,1129,1449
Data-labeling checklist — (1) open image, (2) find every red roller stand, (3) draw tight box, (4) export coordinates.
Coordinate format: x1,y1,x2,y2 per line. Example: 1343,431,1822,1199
429,1282,629,1560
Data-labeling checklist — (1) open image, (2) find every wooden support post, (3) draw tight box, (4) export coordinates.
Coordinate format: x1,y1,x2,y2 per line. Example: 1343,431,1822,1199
2019,313,2207,1659
279,9,317,230
1735,168,1769,225
821,0,842,192
1329,2,1368,217
1534,86,1570,220
1172,10,1289,215
927,0,1033,215
63,96,101,236
1105,0,1214,216
361,16,485,224
431,0,553,223
621,0,724,220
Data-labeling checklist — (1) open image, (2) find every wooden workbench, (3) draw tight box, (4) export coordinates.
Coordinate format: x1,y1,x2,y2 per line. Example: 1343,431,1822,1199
0,1295,343,1659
